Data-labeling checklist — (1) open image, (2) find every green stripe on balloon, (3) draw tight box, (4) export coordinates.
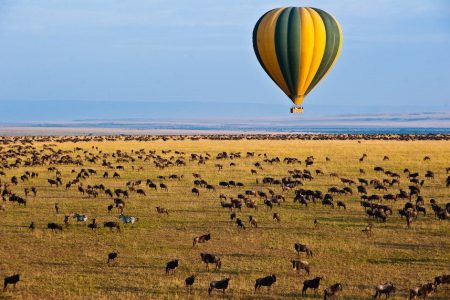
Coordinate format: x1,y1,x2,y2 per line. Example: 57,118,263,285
305,8,341,95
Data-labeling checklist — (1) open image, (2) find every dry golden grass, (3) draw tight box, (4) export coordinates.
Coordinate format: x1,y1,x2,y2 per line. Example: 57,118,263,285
0,138,449,299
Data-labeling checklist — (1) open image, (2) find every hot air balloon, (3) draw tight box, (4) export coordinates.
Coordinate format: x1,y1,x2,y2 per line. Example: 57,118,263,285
253,7,342,113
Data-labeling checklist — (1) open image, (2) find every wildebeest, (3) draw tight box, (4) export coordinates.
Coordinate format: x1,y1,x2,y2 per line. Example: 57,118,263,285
324,283,343,299
208,278,230,295
200,253,221,271
87,218,99,229
409,282,436,300
255,274,276,291
373,282,396,299
107,252,118,264
292,260,310,275
193,233,210,247
185,275,195,291
302,276,323,295
47,222,63,232
434,274,450,287
103,221,121,231
337,201,346,210
249,215,257,228
236,218,246,230
136,189,146,196
156,207,169,215
3,274,20,292
165,259,179,274
295,243,313,257
29,222,35,231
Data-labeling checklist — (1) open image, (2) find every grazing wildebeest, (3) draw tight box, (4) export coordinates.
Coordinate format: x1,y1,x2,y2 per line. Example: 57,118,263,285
255,274,276,291
87,218,99,229
324,283,343,299
409,282,436,299
47,222,63,232
322,199,334,208
193,233,210,247
48,179,59,187
165,259,179,274
185,275,195,291
208,278,230,295
191,187,200,196
236,218,246,230
104,221,120,231
373,282,396,299
136,189,146,196
160,183,168,191
249,215,257,228
3,274,20,292
107,252,118,264
292,260,310,275
200,253,221,270
264,199,273,210
434,274,450,287
295,243,313,257
337,201,346,209
107,204,114,213
156,207,169,215
302,276,323,296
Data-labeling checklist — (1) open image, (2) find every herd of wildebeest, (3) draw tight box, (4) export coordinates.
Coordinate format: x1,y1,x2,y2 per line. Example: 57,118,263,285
0,134,449,299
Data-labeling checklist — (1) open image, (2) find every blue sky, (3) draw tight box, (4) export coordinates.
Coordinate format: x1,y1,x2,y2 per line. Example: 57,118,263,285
0,0,449,119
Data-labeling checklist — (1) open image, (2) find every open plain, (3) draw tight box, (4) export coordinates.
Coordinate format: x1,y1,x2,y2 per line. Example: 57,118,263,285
0,135,449,299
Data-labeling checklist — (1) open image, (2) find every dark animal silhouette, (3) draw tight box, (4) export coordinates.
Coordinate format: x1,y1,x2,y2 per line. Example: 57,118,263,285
185,275,195,290
107,252,118,264
302,276,323,295
208,278,230,295
324,283,343,300
103,221,120,231
373,282,396,299
165,259,179,274
47,222,63,232
3,274,20,292
434,274,450,286
236,218,246,230
294,243,313,257
200,253,221,270
255,274,276,291
409,282,436,300
193,233,210,247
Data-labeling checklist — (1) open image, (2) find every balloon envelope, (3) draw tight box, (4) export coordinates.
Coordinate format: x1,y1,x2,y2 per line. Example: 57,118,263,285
253,7,342,110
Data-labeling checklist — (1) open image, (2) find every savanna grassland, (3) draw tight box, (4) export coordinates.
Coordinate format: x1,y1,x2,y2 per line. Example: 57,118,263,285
0,136,449,299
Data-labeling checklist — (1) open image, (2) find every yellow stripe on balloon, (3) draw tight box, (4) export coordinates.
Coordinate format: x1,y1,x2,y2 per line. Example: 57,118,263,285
297,8,315,97
256,8,291,97
302,8,326,95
